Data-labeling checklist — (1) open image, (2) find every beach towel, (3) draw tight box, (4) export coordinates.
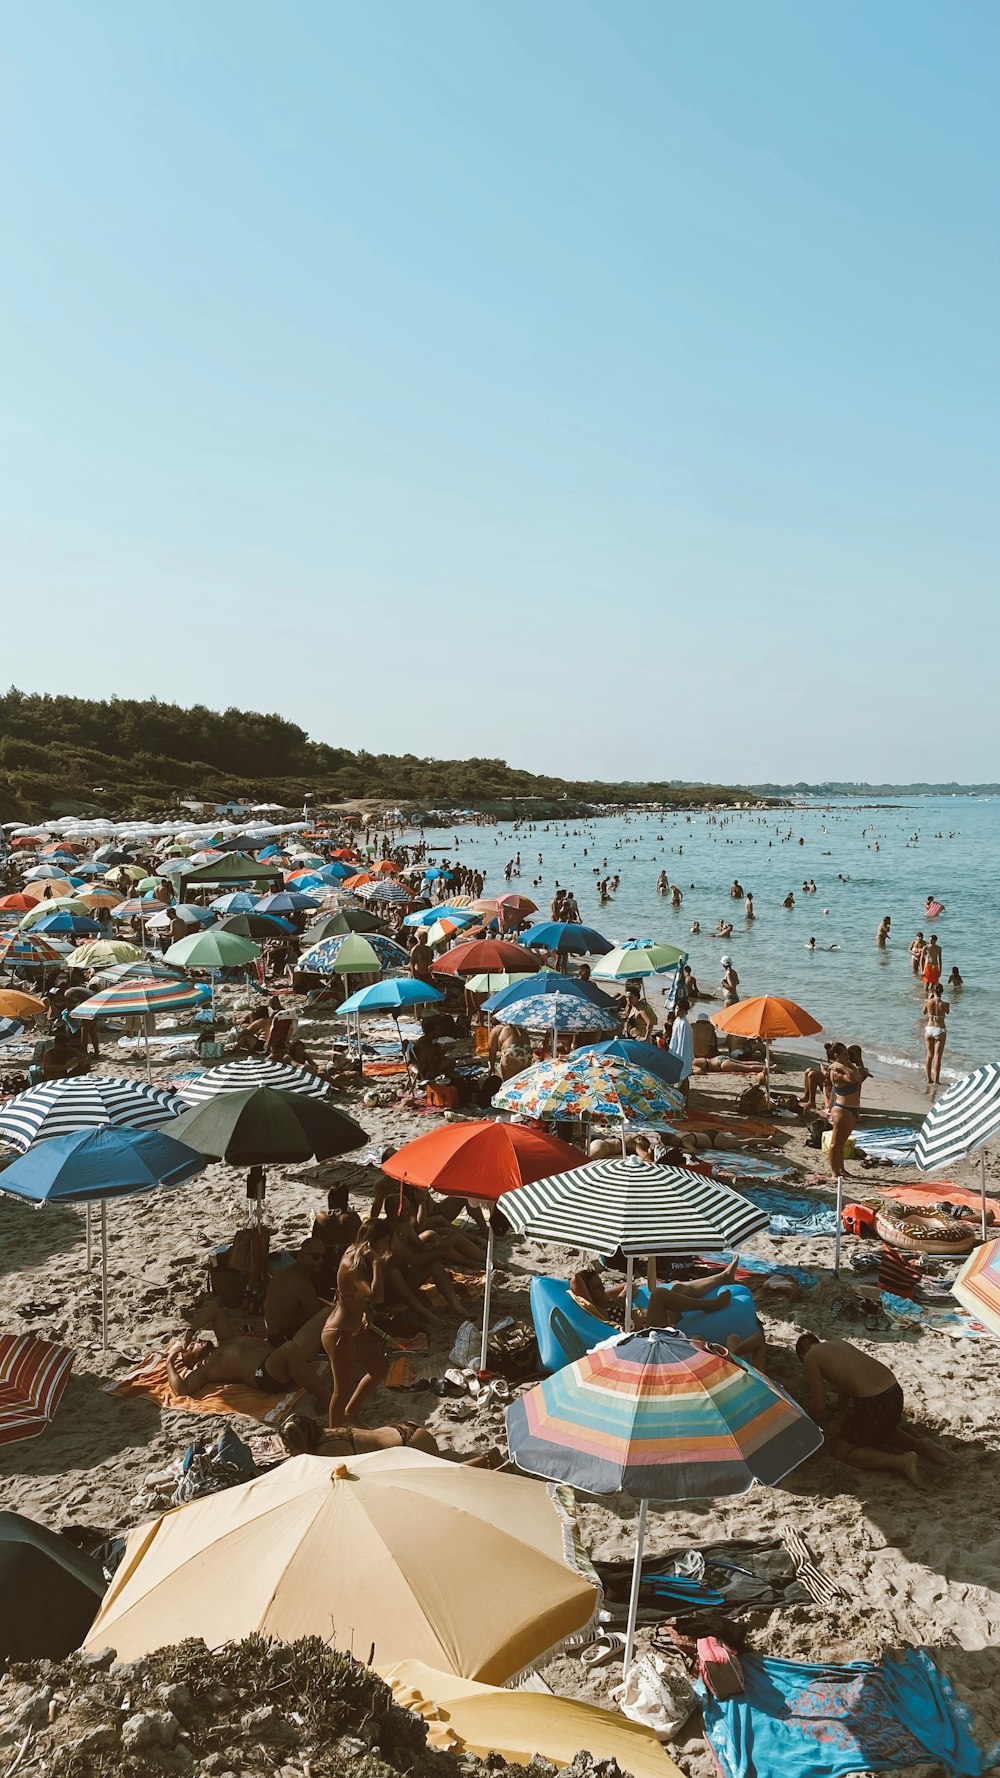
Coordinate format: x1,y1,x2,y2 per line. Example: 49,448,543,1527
106,1352,310,1425
679,1111,778,1143
749,1187,840,1237
700,1647,996,1778
0,1332,74,1446
883,1180,998,1223
853,1124,919,1164
731,1254,819,1290
880,1293,991,1341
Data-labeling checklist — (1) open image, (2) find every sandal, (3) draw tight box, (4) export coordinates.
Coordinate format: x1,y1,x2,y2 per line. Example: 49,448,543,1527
581,1631,627,1668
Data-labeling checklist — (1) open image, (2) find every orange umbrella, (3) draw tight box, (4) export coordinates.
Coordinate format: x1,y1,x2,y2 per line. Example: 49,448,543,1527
0,990,46,1019
431,939,543,979
341,872,377,890
373,860,401,875
0,894,36,913
21,879,77,904
710,996,822,1042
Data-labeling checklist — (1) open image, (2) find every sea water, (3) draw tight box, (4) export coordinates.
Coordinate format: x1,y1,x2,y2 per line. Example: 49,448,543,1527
404,795,999,1083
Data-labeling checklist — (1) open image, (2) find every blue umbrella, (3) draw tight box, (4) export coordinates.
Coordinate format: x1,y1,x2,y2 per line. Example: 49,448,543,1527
423,867,453,881
31,913,103,937
403,906,478,929
576,1037,684,1086
254,892,321,915
336,976,446,1064
484,970,619,1016
520,922,614,957
0,1126,207,1347
209,892,261,914
499,989,620,1036
315,861,355,881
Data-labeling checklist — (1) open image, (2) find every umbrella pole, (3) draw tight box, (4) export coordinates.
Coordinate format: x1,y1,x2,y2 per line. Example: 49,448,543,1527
86,1201,92,1270
479,1222,495,1373
101,1201,109,1350
143,1022,152,1083
833,1173,844,1276
623,1497,649,1672
980,1149,988,1244
624,1255,635,1331
647,1255,657,1293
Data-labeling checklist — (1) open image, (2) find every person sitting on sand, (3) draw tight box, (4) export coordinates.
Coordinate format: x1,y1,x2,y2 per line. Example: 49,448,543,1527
168,1298,331,1403
621,979,656,1042
264,1236,330,1345
795,1334,949,1488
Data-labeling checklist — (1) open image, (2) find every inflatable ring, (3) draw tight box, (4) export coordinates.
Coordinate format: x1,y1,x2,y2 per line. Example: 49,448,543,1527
875,1205,976,1255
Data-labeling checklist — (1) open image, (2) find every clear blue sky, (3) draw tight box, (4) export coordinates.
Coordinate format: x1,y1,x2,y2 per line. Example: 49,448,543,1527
3,1,997,784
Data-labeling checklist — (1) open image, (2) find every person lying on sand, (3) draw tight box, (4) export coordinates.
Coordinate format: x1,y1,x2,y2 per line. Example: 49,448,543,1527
796,1334,950,1488
168,1301,331,1404
279,1412,504,1467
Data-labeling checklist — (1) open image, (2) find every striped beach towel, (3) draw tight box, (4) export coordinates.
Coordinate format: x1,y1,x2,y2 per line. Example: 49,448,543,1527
0,1331,74,1445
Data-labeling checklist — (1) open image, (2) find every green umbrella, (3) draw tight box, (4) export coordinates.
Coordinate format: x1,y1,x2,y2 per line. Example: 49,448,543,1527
162,1088,368,1210
136,877,163,894
163,931,260,970
591,944,685,980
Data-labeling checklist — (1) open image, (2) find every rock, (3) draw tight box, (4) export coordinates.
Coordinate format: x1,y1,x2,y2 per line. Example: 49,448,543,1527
77,1725,119,1752
14,1686,53,1729
156,1682,194,1719
196,1756,232,1775
204,1685,234,1710
78,1647,117,1670
110,1660,147,1683
121,1709,181,1750
339,1737,368,1757
239,1703,297,1745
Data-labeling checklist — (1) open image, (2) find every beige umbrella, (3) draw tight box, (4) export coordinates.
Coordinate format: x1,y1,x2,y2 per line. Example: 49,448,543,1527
85,1449,599,1681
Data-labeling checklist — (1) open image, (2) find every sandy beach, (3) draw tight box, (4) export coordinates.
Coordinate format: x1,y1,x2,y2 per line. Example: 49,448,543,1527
2,987,997,1777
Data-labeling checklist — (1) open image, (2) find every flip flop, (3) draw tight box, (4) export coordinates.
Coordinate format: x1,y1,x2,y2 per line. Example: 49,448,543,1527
581,1631,627,1668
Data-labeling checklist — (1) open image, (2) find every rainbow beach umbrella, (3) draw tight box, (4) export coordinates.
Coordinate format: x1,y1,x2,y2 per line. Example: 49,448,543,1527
507,1327,822,1668
0,933,64,973
70,976,210,1080
952,1239,1000,1338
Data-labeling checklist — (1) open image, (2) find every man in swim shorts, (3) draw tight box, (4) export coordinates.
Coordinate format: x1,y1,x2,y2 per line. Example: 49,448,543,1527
921,934,942,985
795,1335,948,1488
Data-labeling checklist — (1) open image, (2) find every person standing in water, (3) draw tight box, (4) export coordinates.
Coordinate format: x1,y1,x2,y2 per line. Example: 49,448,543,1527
909,932,925,976
922,982,949,1088
876,915,891,948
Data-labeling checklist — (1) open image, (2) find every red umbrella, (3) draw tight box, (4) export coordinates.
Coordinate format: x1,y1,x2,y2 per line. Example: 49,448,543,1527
0,894,37,913
431,939,544,979
383,1122,585,1369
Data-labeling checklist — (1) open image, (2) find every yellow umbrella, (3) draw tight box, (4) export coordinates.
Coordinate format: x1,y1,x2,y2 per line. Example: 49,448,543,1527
85,1450,598,1679
19,898,91,928
68,940,145,969
381,1661,682,1778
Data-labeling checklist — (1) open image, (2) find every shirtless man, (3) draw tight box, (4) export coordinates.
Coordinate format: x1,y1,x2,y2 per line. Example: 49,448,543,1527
264,1236,329,1345
168,1296,330,1404
876,915,891,948
720,956,739,1004
409,935,435,984
795,1334,949,1487
922,983,949,1087
921,934,942,987
322,1221,393,1425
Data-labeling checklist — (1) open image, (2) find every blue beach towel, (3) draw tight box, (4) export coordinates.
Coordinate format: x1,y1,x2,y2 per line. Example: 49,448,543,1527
701,1648,996,1778
749,1186,840,1237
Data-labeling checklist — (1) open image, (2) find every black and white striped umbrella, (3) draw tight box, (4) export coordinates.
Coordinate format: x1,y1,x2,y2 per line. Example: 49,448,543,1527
497,1156,768,1259
913,1063,1000,1239
0,1076,184,1153
179,1057,331,1104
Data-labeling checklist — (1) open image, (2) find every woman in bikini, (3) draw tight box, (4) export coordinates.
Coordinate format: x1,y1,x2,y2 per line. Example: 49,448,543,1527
922,984,949,1088
321,1220,393,1426
826,1049,862,1179
280,1414,503,1467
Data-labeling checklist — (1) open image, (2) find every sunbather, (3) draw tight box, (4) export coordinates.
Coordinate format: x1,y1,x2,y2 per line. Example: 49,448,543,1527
279,1413,503,1466
321,1219,394,1425
167,1301,331,1403
795,1334,950,1487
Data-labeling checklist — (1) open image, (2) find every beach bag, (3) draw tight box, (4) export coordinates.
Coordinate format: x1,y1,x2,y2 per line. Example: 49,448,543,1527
697,1635,744,1699
841,1203,876,1237
426,1080,460,1110
735,1083,766,1116
198,1038,228,1060
611,1654,696,1741
486,1318,538,1380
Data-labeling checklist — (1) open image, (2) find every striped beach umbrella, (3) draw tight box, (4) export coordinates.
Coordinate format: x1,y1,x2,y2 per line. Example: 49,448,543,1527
591,945,685,980
506,1328,822,1668
0,1076,184,1153
0,1333,74,1447
0,933,64,972
178,1058,331,1104
492,1054,682,1127
913,1064,1000,1240
952,1239,1000,1338
19,899,92,928
356,879,422,906
70,976,210,1080
21,879,79,903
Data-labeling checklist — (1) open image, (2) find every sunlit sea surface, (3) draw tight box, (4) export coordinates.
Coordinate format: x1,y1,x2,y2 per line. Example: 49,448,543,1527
402,795,999,1084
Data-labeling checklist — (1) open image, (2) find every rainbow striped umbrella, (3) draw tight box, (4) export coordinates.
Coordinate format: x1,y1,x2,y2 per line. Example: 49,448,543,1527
953,1239,1000,1338
507,1328,822,1668
71,977,209,1019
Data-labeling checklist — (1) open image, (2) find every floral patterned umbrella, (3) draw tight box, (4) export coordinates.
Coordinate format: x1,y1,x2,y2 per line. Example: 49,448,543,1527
499,990,620,1035
492,1053,683,1123
297,933,409,973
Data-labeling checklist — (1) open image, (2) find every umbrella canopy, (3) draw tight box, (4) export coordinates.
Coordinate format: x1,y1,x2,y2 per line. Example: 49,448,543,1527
0,1076,184,1153
21,878,79,902
432,940,543,980
0,1124,206,1205
208,892,262,914
0,893,38,913
23,863,76,881
29,912,103,937
0,1335,74,1450
592,945,685,979
0,1512,105,1660
710,996,822,1042
19,898,93,928
483,971,619,1015
464,972,536,995
383,1121,585,1203
71,977,209,1019
497,1156,768,1258
356,879,423,905
492,1054,682,1124
426,917,480,947
493,893,537,917
0,932,64,970
298,933,408,975
0,990,45,1019
380,1661,678,1778
404,906,479,929
66,939,145,969
302,910,382,942
76,887,125,908
145,905,216,929
163,930,260,970
254,891,321,915
216,913,294,939
520,923,614,956
576,1038,684,1087
337,978,445,1015
952,1239,1000,1338
83,1448,599,1679
93,958,187,985
914,1063,1000,1168
0,1016,25,1045
498,989,620,1036
178,1059,331,1104
163,1086,368,1165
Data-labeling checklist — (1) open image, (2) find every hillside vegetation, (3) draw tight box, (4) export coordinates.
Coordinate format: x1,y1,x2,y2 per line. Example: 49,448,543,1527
0,689,752,820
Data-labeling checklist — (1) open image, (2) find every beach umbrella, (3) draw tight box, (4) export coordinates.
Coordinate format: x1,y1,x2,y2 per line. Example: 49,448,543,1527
178,1058,331,1104
0,1512,106,1659
301,910,382,943
83,1448,599,1678
576,1037,685,1087
208,891,261,914
422,867,452,881
29,912,103,938
592,945,685,980
952,1238,1000,1338
70,976,210,1080
93,958,187,985
75,887,124,909
493,893,537,929
216,913,294,940
0,1126,206,1346
340,872,377,890
492,1054,682,1140
23,864,77,881
335,975,447,1068
520,922,614,959
498,988,620,1053
281,873,326,893
0,1336,74,1451
0,1075,184,1153
507,1329,822,1668
19,897,92,928
298,933,408,975
0,990,45,1019
314,861,360,881
913,1063,1000,1242
0,893,37,913
163,1086,368,1169
425,917,479,947
432,940,543,980
404,906,478,929
0,932,64,973
135,876,166,894
498,1155,768,1321
483,970,618,1015
712,993,823,1122
21,878,79,903
145,904,215,929
66,940,145,970
464,972,535,996
163,929,260,1014
384,1121,585,1369
254,891,321,915
380,1661,677,1778
356,879,422,906
0,1017,25,1046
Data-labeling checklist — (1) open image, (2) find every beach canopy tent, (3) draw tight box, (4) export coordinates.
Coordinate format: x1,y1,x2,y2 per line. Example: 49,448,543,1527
178,1058,331,1104
176,853,285,894
84,1448,599,1680
0,1126,207,1347
507,1328,823,1668
913,1063,1000,1241
380,1660,680,1778
0,1512,106,1662
383,1120,586,1369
